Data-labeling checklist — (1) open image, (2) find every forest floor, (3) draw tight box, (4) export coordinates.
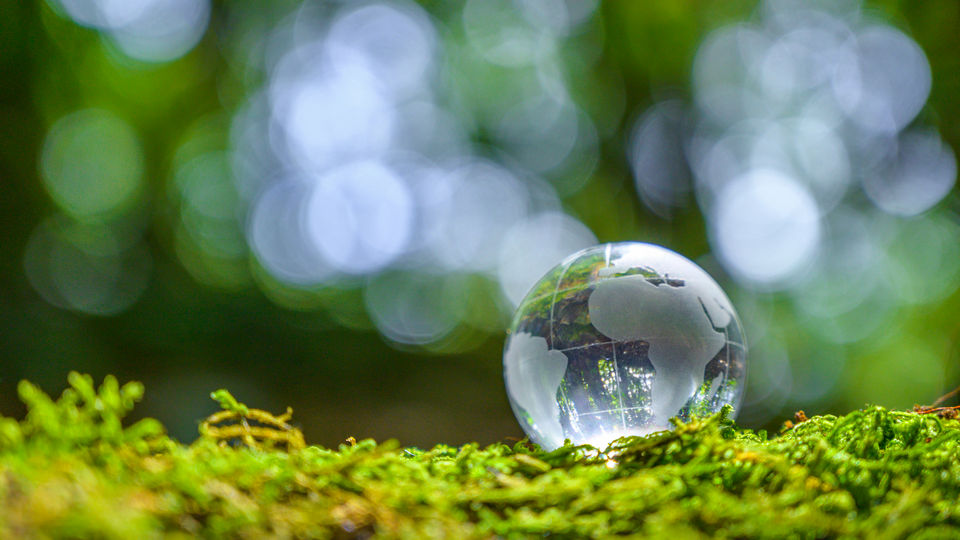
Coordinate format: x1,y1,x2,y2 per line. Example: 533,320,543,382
1,373,959,539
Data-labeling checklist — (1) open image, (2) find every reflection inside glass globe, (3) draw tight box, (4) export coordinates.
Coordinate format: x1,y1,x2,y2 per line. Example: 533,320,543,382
503,242,747,450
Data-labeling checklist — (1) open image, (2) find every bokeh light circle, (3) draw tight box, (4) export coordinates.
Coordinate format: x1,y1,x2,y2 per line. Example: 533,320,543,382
305,161,414,275
711,169,820,287
51,0,211,62
41,109,145,220
24,216,152,315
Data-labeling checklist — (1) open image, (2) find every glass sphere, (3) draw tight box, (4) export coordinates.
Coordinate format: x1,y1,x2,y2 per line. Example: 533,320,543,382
503,242,747,450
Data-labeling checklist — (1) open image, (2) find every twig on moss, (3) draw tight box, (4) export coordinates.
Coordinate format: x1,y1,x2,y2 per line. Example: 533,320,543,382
932,383,960,407
199,389,305,449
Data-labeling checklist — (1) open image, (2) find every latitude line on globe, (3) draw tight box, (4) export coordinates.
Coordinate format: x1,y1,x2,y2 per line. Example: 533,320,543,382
519,285,590,308
555,340,745,354
576,405,650,417
522,274,695,310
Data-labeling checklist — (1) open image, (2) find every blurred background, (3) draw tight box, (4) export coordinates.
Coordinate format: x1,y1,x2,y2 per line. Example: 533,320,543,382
1,0,958,446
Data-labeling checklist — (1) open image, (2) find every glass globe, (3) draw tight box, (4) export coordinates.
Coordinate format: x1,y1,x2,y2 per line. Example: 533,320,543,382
503,242,747,450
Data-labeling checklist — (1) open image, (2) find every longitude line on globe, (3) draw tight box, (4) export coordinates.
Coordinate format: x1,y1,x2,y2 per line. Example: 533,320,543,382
600,244,628,429
548,258,577,347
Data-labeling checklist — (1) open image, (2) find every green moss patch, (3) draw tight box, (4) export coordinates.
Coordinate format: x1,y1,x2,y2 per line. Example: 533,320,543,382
1,374,959,538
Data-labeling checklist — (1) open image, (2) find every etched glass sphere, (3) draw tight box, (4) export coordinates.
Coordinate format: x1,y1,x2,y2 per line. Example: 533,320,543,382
503,242,747,450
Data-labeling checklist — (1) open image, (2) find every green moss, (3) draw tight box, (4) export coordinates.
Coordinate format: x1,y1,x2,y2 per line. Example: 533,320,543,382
2,374,960,538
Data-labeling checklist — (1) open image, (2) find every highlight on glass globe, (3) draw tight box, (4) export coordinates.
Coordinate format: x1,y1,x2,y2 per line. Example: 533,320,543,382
503,242,747,450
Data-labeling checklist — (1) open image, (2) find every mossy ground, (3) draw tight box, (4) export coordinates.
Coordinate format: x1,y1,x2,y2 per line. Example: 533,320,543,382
1,374,959,539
